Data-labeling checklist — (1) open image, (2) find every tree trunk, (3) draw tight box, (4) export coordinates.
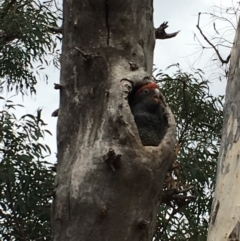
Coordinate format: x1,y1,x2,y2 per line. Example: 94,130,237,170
207,19,240,241
51,1,176,240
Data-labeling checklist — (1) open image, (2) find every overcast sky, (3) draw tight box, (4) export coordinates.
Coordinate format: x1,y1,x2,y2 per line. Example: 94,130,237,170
8,0,237,163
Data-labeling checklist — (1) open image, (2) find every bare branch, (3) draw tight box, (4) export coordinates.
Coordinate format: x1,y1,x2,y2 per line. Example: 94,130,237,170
48,26,63,35
51,109,59,117
197,12,230,64
155,21,180,40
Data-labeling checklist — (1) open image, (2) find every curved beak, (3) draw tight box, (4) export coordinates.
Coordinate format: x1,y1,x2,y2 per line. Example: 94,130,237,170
153,88,160,102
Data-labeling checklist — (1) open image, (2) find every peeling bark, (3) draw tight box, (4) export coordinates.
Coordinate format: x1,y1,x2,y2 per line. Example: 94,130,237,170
207,19,240,241
51,1,176,240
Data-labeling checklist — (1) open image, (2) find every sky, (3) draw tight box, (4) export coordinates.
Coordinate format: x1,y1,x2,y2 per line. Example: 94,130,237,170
7,0,237,163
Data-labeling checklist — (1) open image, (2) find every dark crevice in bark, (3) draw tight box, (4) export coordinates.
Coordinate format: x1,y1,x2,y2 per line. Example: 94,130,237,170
228,221,240,240
74,47,100,61
129,62,139,71
210,200,219,225
68,189,71,221
103,148,122,171
105,0,110,45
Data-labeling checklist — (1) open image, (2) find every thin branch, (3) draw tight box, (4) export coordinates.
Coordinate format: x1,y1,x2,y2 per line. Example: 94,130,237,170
178,80,190,145
14,1,30,13
197,12,230,64
53,0,63,13
162,208,178,233
48,26,63,34
209,13,236,31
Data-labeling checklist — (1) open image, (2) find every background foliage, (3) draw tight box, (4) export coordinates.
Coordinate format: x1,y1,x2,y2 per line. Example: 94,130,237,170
154,66,223,241
0,0,61,94
0,101,53,240
0,0,60,240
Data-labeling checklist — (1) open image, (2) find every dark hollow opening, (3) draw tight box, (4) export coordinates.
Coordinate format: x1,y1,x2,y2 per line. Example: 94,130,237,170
128,83,168,146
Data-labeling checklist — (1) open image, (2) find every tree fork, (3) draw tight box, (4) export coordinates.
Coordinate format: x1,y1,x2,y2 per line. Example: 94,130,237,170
52,1,176,240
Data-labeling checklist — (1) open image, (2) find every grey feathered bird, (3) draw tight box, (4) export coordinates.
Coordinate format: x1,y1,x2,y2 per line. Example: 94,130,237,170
129,82,168,146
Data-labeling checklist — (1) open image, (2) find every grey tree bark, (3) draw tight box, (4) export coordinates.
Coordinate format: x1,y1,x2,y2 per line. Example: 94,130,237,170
51,1,176,240
207,19,240,241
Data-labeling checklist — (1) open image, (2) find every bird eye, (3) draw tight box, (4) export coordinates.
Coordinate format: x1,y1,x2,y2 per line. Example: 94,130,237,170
142,89,149,94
